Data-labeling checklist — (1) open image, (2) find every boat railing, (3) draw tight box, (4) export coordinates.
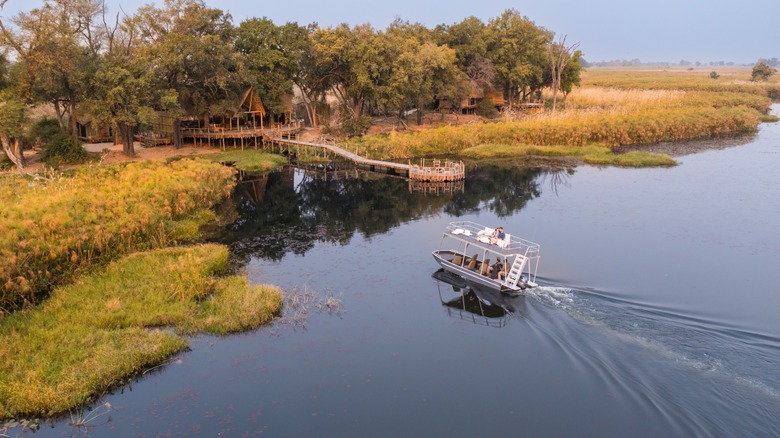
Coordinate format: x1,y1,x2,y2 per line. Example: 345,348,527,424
446,220,540,259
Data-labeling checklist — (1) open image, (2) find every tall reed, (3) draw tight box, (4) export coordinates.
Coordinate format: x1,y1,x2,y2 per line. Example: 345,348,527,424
0,159,237,313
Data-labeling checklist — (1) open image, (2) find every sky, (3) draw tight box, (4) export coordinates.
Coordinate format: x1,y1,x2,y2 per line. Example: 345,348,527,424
2,0,778,64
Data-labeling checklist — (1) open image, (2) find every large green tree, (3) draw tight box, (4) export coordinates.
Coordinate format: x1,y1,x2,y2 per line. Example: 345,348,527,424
235,17,308,119
311,23,384,118
83,54,155,155
0,0,103,140
292,25,332,127
385,21,467,125
486,9,551,105
135,0,244,147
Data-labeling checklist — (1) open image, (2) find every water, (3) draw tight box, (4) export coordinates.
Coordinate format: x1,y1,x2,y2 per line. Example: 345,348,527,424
21,107,780,437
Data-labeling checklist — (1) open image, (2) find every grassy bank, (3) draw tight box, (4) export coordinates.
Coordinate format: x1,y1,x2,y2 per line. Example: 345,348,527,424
460,143,677,167
0,159,236,313
204,149,289,173
344,69,773,167
0,244,283,418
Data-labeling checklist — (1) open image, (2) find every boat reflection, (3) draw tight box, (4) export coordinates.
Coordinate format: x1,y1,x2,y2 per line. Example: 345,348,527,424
432,269,526,328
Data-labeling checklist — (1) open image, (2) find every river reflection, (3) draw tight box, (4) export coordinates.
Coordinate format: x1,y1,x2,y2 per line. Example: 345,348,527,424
216,163,556,263
433,268,529,328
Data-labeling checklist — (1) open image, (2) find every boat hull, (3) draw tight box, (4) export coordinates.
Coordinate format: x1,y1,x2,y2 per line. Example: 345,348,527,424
432,250,528,294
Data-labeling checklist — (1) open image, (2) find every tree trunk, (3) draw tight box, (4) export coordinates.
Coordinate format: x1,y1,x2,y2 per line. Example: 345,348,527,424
68,92,79,144
119,123,135,156
416,105,423,126
2,135,24,173
173,118,182,149
53,100,67,131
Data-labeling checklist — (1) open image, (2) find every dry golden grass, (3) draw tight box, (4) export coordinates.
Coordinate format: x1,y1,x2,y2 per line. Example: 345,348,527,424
564,87,686,111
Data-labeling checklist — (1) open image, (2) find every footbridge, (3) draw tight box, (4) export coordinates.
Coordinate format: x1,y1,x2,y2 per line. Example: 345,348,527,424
268,137,465,182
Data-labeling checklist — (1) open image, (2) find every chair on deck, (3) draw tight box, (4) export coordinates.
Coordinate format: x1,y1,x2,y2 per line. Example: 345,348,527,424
467,254,479,270
452,254,463,265
480,259,491,276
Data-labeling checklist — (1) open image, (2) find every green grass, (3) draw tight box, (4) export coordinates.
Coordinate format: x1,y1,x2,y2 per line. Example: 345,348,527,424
0,244,282,418
204,149,288,173
460,143,677,167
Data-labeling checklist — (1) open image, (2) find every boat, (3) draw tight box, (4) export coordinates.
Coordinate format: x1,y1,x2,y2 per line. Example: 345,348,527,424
432,221,540,294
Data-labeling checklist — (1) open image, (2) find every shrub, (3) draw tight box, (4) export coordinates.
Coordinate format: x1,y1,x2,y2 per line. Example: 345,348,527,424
339,112,371,137
27,117,62,146
751,61,777,82
476,98,500,119
40,132,92,167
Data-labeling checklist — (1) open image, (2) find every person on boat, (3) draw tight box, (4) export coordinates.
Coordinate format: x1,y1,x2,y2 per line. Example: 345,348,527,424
490,226,505,245
489,258,505,280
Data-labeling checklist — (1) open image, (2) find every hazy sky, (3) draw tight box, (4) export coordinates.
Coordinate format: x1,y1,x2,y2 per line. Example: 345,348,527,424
2,0,778,64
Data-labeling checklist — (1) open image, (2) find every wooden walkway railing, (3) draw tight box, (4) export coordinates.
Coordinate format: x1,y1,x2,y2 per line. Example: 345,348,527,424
269,137,465,181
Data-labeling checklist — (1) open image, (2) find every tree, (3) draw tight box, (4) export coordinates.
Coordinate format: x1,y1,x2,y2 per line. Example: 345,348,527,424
135,0,243,147
0,94,27,172
311,24,384,119
84,55,154,156
434,17,495,113
751,60,777,81
547,34,580,110
0,0,104,141
235,18,308,120
292,25,331,127
486,10,551,106
559,50,583,97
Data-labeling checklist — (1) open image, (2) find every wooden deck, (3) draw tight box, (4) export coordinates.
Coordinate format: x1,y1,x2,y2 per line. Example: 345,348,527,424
269,138,465,181
181,122,303,149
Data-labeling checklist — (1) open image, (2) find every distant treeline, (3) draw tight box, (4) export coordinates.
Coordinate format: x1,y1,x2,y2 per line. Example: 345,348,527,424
585,58,779,68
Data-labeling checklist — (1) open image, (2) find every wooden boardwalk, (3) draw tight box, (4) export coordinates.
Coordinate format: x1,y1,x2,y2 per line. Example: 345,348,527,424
181,122,304,149
269,137,465,181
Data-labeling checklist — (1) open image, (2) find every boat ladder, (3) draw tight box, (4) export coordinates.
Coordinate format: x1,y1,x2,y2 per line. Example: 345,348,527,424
504,256,527,289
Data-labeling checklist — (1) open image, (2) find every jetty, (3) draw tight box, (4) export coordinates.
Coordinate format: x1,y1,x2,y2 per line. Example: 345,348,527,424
268,137,465,182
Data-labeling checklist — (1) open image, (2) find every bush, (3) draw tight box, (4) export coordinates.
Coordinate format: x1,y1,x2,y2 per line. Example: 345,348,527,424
339,112,371,137
0,154,12,170
476,99,500,119
40,132,92,167
27,117,62,146
751,62,777,82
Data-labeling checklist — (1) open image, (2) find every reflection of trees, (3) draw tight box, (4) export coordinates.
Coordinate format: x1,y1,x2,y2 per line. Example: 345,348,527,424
444,164,547,218
213,165,570,262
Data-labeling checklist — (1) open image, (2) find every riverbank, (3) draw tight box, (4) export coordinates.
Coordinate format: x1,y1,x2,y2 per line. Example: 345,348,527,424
0,157,285,419
0,244,282,418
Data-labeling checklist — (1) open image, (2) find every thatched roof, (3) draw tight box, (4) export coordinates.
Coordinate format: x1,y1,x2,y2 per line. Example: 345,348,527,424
240,87,266,117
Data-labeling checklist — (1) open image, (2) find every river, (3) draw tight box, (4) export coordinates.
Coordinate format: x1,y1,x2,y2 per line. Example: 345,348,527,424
27,106,780,437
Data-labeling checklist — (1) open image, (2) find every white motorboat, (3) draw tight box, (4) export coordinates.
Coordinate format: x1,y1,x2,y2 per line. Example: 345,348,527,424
432,221,540,294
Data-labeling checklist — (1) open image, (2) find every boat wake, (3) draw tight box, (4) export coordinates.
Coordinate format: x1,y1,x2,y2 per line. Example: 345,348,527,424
525,285,575,308
526,282,780,406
